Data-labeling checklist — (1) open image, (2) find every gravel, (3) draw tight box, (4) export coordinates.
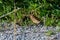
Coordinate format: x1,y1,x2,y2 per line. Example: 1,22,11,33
0,22,60,40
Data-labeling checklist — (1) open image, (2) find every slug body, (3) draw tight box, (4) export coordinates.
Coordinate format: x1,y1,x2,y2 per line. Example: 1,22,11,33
29,14,40,24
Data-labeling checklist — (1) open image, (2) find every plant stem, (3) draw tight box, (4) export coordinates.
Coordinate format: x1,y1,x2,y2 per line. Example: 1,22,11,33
13,0,17,40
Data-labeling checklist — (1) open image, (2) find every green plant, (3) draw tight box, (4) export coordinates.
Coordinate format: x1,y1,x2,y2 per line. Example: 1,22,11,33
56,26,60,32
45,30,55,36
0,0,60,26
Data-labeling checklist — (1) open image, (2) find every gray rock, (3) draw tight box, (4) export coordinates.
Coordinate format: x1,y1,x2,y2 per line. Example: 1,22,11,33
0,23,60,40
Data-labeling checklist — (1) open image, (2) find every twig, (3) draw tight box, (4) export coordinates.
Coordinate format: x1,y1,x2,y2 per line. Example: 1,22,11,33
0,8,20,19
